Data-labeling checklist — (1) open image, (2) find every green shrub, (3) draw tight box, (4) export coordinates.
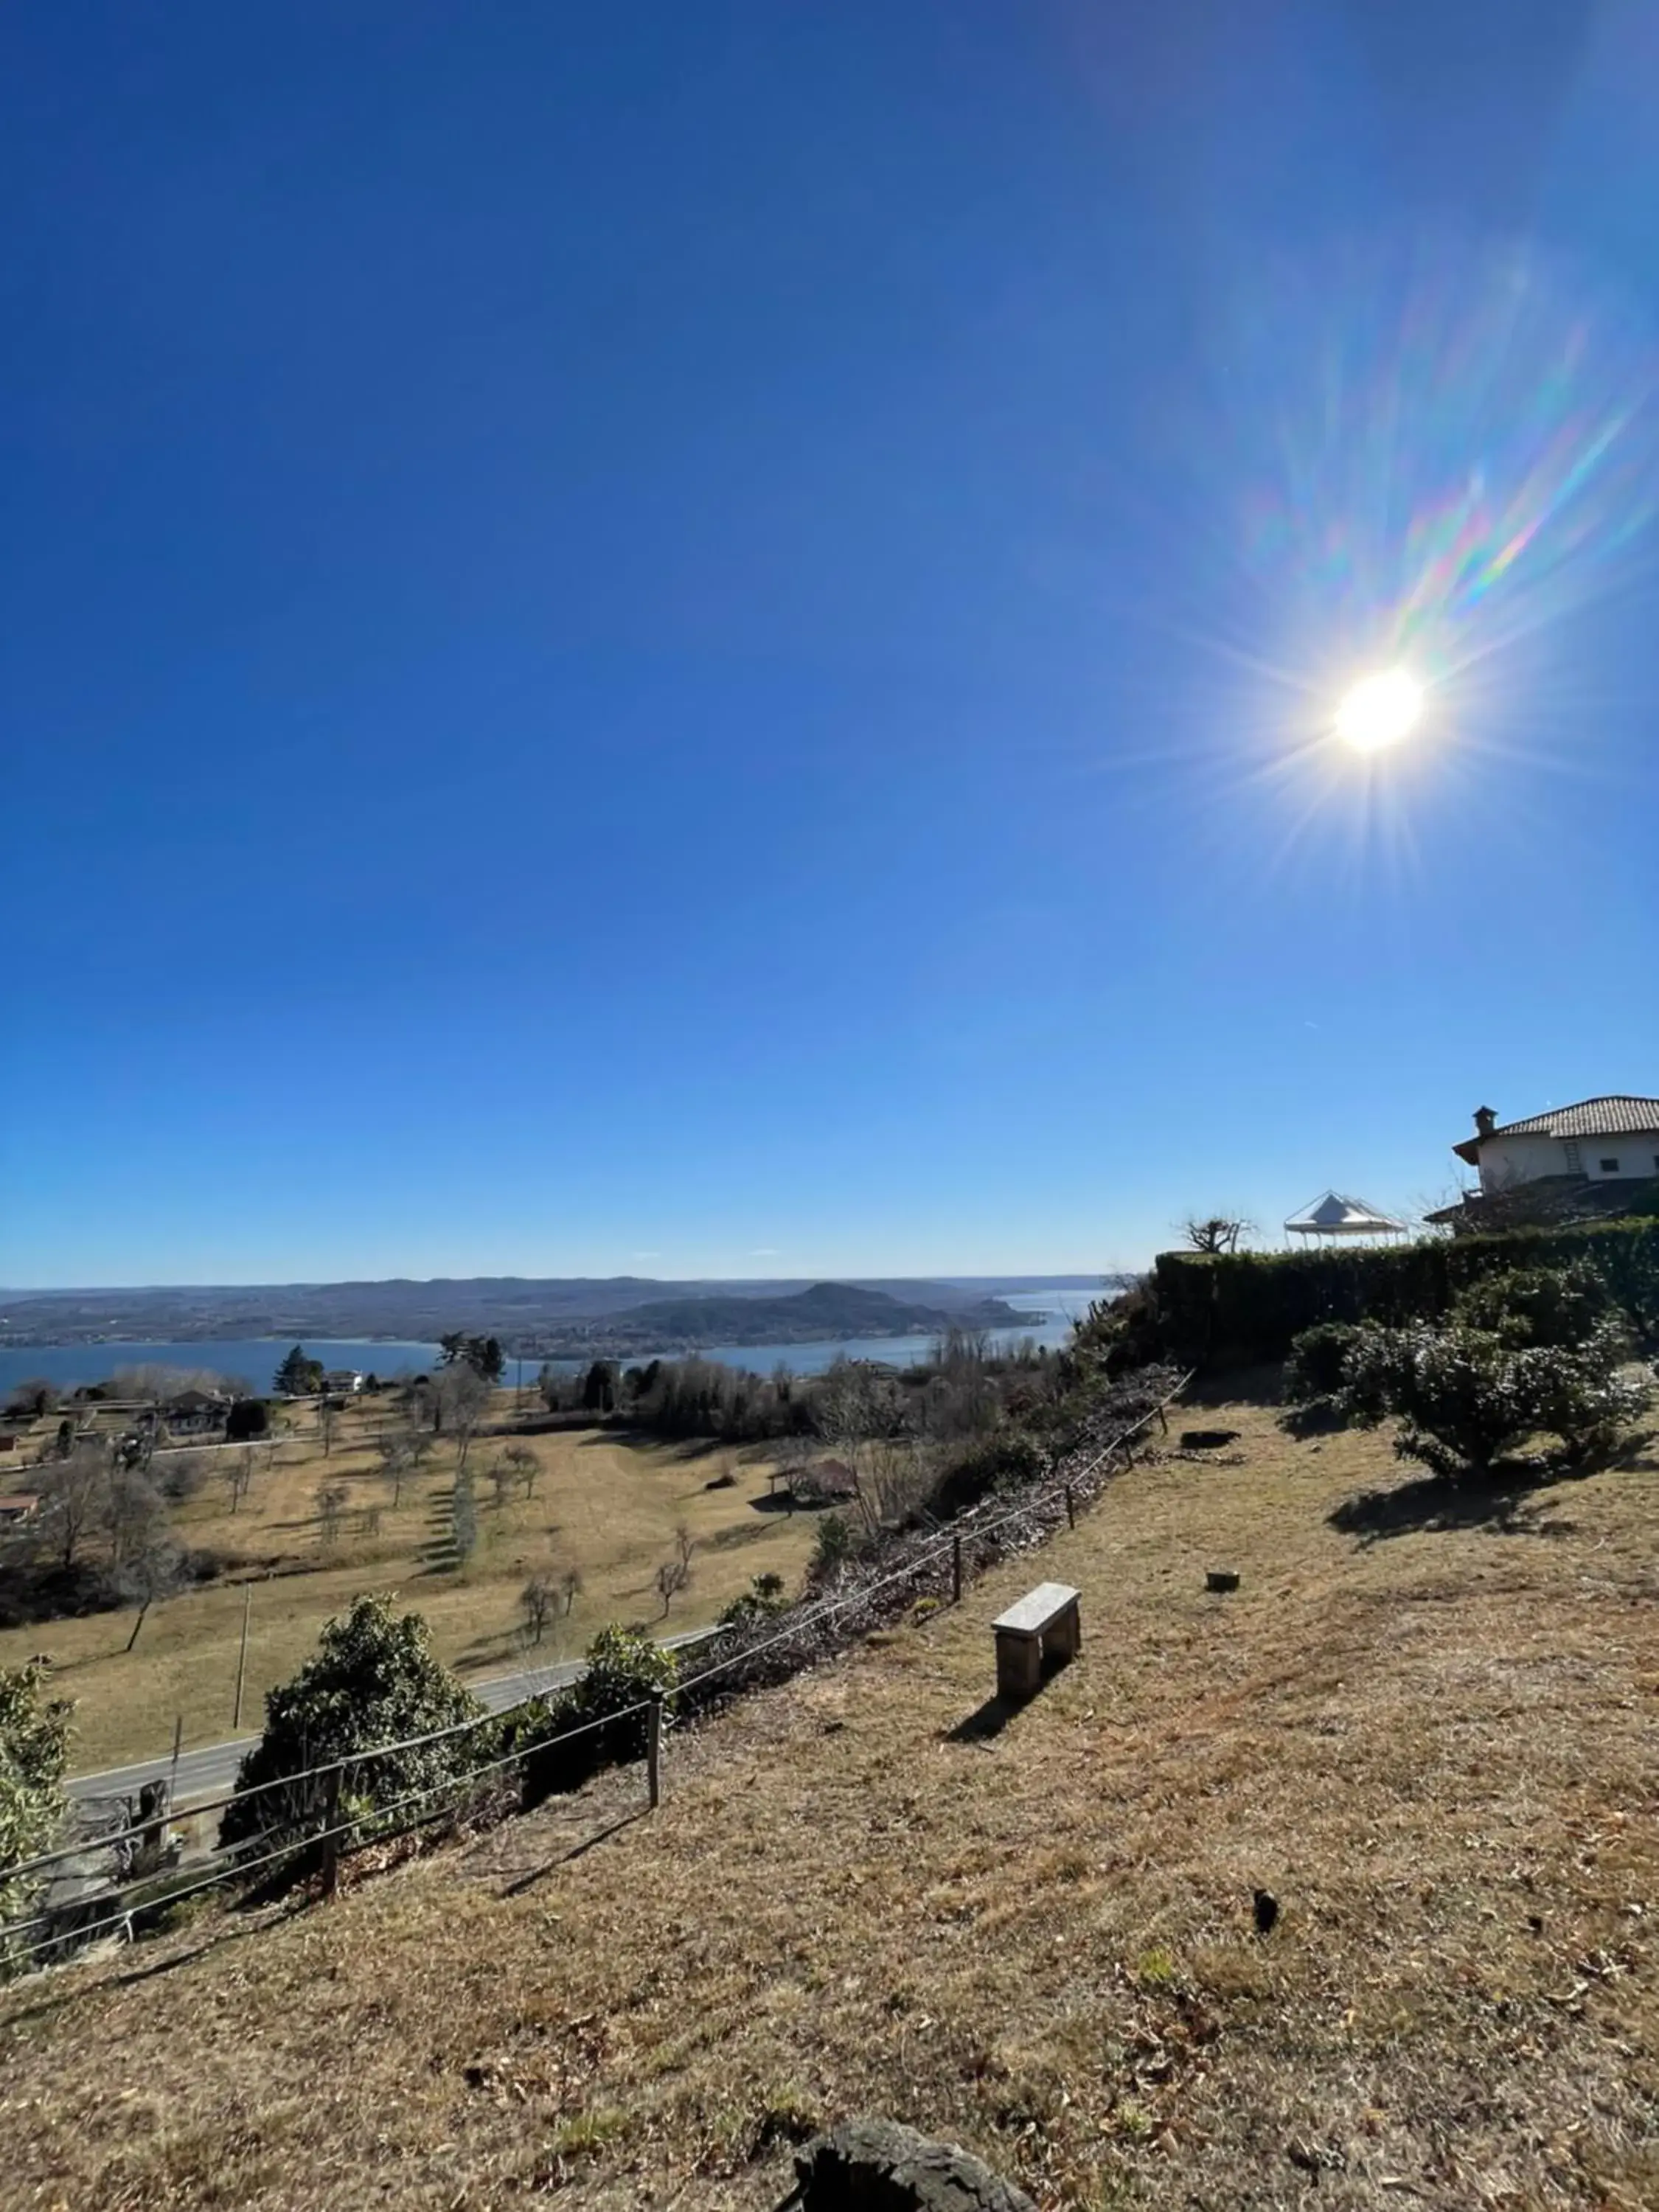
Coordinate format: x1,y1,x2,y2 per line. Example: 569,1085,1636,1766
518,1623,677,1806
806,1510,861,1583
718,1571,790,1630
1452,1261,1615,1349
1337,1320,1648,1482
1282,1322,1364,1408
225,1397,270,1442
220,1595,486,1857
0,1662,71,1973
1517,1326,1651,1468
928,1430,1047,1519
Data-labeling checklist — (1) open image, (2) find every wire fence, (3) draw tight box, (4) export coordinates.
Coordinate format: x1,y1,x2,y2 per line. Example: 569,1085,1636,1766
1,1371,1190,1976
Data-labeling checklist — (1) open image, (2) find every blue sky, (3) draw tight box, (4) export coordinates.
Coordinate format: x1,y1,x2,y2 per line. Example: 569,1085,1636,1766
7,1,1659,1287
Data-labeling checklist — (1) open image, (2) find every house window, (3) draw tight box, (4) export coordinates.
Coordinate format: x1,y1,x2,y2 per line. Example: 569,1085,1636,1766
1599,1157,1620,1174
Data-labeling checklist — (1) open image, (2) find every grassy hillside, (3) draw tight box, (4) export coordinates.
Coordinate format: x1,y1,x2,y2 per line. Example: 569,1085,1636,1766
0,1399,813,1773
1,1397,1653,2208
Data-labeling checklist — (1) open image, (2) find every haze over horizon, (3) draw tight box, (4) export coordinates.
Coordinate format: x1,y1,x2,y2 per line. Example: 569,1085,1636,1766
8,4,1659,1288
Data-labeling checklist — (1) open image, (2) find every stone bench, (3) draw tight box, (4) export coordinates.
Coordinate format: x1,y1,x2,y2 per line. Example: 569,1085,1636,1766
991,1581,1081,1701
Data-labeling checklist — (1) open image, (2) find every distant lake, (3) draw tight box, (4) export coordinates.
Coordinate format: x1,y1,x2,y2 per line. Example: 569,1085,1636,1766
672,1289,1096,1377
0,1291,1104,1399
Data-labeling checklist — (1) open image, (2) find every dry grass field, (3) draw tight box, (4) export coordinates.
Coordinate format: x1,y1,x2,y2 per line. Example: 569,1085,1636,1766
1,1394,1655,2209
0,1398,815,1773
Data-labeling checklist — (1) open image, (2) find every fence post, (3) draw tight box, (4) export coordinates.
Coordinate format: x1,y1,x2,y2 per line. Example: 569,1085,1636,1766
951,1532,963,1605
1065,1483,1075,1529
647,1692,664,1811
321,1764,342,1900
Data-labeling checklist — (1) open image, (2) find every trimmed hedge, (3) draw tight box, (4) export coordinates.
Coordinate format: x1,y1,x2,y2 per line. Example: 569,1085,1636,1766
1148,1214,1659,1366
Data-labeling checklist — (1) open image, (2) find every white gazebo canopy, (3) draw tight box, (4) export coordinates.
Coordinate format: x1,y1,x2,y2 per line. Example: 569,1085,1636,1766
1284,1189,1409,1243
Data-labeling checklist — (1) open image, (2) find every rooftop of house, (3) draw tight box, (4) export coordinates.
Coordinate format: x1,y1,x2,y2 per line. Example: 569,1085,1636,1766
1453,1096,1659,1165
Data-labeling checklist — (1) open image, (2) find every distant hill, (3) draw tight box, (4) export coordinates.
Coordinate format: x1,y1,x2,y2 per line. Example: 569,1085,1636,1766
0,1274,1065,1349
531,1281,1034,1356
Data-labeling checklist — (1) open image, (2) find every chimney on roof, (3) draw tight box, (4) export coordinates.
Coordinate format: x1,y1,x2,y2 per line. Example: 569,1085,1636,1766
1473,1105,1498,1140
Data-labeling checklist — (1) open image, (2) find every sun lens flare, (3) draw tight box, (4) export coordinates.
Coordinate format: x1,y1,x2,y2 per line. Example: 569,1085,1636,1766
1335,669,1423,753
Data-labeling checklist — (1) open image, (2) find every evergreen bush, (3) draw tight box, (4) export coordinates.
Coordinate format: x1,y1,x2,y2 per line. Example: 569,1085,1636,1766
220,1595,485,1858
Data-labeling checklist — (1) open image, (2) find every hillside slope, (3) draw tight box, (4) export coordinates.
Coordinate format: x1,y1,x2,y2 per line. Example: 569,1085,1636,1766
560,1279,1031,1352
2,1401,1654,2208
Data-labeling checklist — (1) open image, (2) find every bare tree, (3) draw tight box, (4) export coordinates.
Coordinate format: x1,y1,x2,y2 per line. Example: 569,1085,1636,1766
315,1481,349,1547
317,1394,338,1459
224,1446,257,1515
655,1557,689,1617
118,1536,184,1652
1180,1213,1253,1255
103,1466,169,1573
361,1504,383,1537
851,1435,931,1533
437,1364,491,1475
376,1423,432,1509
521,1573,554,1645
560,1565,582,1616
673,1522,696,1575
500,1441,539,1498
489,1455,515,1512
37,1448,111,1572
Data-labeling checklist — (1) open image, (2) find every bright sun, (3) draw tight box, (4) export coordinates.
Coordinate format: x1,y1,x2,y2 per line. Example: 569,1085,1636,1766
1335,669,1423,753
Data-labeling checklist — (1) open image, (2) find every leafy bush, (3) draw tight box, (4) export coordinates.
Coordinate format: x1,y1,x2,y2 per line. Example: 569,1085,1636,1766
0,1661,71,1972
1283,1322,1364,1404
225,1397,270,1442
220,1595,485,1858
1335,1320,1648,1482
1516,1326,1651,1469
717,1571,790,1630
1280,1321,1398,1434
806,1510,862,1583
1452,1261,1615,1350
927,1430,1046,1519
518,1624,678,1806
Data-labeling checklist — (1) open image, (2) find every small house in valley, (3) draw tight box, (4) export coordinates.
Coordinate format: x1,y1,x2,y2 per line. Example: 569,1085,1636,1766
163,1387,229,1436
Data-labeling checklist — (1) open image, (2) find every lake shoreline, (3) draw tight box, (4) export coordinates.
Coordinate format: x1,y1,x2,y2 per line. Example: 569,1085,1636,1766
0,1292,1105,1398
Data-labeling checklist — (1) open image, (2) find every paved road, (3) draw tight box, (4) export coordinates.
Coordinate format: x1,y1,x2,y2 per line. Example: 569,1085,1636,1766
68,1630,714,1806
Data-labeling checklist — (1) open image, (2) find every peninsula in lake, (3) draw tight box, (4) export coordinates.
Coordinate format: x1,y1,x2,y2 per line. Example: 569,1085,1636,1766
0,1275,1069,1353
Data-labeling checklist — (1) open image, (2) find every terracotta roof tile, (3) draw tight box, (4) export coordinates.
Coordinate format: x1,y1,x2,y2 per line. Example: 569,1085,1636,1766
1486,1096,1659,1141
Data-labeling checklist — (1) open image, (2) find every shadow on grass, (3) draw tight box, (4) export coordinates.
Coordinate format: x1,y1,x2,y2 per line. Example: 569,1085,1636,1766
1328,1461,1600,1545
497,1810,647,1896
943,1692,1029,1743
0,1913,279,2030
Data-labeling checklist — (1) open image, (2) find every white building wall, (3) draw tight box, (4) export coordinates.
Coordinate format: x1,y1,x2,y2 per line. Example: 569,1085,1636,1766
1477,1133,1570,1192
1582,1131,1659,1179
1478,1127,1659,1189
